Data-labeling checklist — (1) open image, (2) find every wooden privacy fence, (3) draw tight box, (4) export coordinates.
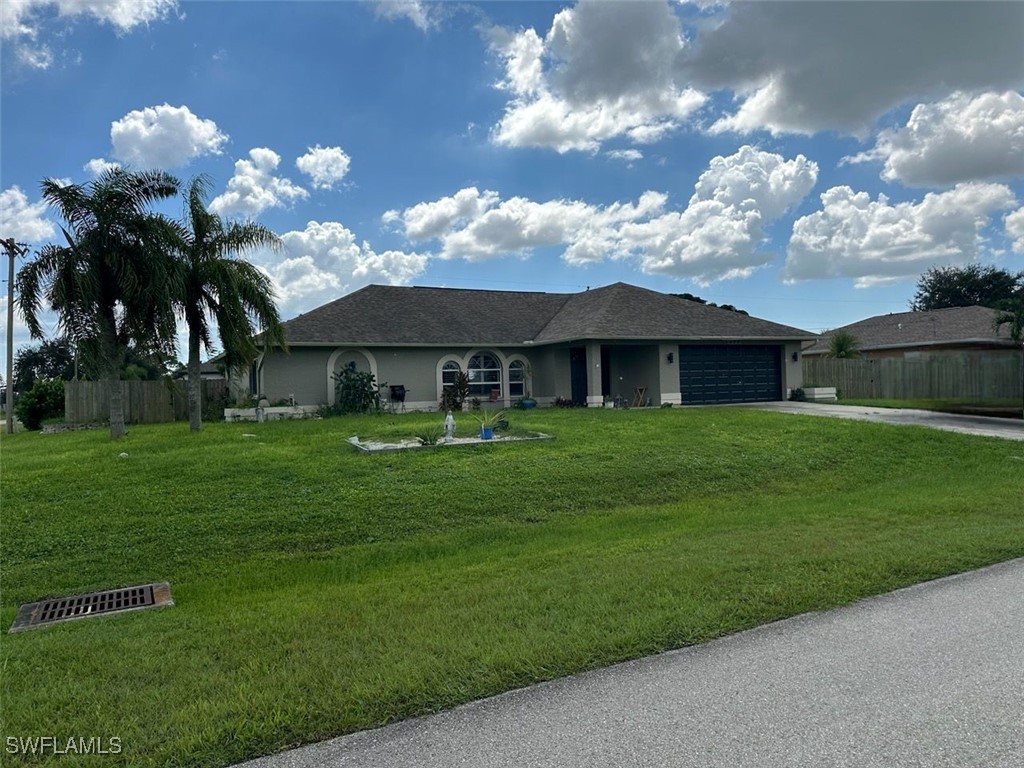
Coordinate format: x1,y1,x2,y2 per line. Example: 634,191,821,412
65,379,228,424
803,357,1023,401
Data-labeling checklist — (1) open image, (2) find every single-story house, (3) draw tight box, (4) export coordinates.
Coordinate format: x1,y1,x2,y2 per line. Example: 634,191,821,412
253,282,815,409
803,306,1020,361
174,361,226,381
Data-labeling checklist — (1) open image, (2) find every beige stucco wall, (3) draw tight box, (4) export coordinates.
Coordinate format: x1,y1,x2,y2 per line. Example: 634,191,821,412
262,339,803,407
260,347,334,404
523,344,570,401
783,341,803,395
605,344,661,404
262,345,550,409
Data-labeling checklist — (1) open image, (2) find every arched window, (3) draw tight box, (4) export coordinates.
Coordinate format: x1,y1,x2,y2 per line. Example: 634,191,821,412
441,360,461,392
467,352,502,397
508,359,526,398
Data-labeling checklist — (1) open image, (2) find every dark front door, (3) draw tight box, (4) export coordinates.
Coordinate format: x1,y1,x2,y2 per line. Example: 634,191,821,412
570,347,588,406
679,344,782,404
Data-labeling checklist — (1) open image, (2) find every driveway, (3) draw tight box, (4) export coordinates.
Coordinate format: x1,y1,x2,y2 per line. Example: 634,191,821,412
751,401,1024,441
234,559,1024,768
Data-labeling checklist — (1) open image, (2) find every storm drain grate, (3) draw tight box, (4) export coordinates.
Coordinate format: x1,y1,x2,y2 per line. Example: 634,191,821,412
9,582,173,633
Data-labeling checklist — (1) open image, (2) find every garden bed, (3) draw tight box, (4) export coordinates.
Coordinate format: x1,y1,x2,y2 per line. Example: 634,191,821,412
347,432,553,452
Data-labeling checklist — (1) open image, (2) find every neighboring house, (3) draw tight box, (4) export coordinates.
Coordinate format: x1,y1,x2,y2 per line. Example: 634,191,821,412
253,282,814,409
174,359,251,402
174,361,226,381
803,306,1018,361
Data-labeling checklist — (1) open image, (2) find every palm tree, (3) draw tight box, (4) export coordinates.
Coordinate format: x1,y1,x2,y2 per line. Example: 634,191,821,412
175,176,286,432
993,297,1024,418
827,331,862,359
17,169,182,439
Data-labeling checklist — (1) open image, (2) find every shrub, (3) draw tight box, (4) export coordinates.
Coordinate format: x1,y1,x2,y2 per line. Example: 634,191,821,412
439,371,470,412
415,424,443,445
15,378,65,430
332,367,383,415
201,385,231,423
553,396,577,408
789,387,806,402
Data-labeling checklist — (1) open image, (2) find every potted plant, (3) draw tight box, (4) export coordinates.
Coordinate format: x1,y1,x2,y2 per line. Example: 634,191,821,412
518,364,537,409
475,410,506,440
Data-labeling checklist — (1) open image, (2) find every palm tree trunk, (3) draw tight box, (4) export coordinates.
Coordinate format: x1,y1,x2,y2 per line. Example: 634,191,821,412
188,331,202,432
99,317,127,439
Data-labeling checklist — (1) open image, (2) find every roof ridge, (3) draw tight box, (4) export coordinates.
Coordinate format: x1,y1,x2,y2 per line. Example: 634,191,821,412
532,291,585,341
535,283,625,342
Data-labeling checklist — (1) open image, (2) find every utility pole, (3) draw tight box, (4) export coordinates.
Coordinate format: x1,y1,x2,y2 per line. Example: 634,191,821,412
2,238,29,435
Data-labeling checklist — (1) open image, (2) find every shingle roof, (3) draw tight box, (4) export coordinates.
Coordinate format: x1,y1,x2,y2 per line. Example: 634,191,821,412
279,285,573,344
803,305,1015,355
277,282,814,346
534,283,813,342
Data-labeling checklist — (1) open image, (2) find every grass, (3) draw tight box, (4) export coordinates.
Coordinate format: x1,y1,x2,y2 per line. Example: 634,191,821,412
2,407,1023,766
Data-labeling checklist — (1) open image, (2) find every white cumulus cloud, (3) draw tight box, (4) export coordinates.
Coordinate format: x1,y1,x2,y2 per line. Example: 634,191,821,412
618,146,819,283
489,0,705,153
371,0,437,31
295,145,352,190
606,149,643,163
2,0,178,70
389,185,667,264
386,187,501,241
210,148,309,219
83,157,120,176
110,104,228,169
388,146,817,283
257,220,428,315
1,0,177,38
16,43,53,69
844,91,1024,187
1006,208,1024,254
785,183,1018,287
679,1,1024,137
0,186,55,243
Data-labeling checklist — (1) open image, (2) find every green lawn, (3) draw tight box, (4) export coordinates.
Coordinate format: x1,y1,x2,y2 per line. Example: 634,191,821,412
2,408,1023,766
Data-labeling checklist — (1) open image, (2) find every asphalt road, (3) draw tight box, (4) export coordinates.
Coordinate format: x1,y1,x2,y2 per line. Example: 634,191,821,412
235,559,1024,768
753,401,1024,441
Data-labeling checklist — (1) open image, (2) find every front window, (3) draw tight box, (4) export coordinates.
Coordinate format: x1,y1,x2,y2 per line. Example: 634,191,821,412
509,360,526,398
467,353,502,397
442,361,461,390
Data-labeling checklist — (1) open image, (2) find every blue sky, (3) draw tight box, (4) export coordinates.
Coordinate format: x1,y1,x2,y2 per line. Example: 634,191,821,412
2,0,1023,366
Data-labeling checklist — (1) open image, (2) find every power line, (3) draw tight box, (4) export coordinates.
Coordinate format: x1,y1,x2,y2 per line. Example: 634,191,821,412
424,274,910,306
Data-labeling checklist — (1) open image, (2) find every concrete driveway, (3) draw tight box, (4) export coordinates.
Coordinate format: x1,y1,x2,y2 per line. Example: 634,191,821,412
751,401,1024,441
234,559,1024,768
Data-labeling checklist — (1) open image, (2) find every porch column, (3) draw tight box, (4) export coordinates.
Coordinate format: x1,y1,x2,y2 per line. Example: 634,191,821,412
659,343,682,405
586,342,604,407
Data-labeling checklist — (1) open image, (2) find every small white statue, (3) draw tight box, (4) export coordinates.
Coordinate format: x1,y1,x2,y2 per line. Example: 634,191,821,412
444,410,456,440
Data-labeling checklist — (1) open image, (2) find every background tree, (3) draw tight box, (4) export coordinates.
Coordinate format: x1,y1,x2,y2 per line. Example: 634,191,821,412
121,343,176,381
175,176,286,432
672,293,749,315
911,264,1023,311
13,338,76,391
13,338,173,390
993,297,1024,419
16,169,182,439
827,331,862,359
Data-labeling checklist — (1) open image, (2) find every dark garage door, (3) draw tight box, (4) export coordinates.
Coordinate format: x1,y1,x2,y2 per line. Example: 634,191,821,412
679,345,782,405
